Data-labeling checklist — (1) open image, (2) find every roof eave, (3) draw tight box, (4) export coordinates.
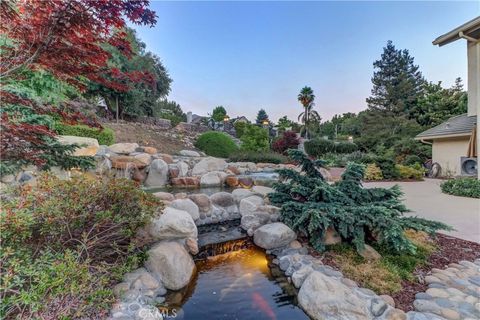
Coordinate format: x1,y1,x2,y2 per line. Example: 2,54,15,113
432,16,480,46
414,132,472,141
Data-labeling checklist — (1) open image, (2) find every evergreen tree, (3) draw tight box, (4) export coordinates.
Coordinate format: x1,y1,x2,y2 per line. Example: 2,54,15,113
366,41,425,116
256,108,269,124
211,106,227,122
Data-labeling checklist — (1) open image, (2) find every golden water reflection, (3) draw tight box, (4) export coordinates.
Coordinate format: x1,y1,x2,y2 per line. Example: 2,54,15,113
162,245,309,320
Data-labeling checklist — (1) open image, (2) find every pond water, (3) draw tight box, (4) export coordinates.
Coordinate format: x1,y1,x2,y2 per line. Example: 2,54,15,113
161,245,309,320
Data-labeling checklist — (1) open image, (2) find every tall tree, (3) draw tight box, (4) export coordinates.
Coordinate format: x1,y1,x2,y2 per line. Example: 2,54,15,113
410,78,467,127
366,41,425,116
256,108,269,124
297,86,319,139
211,106,227,122
87,28,172,118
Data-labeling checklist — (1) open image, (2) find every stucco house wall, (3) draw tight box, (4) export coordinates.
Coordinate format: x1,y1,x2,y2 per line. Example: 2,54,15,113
432,136,470,177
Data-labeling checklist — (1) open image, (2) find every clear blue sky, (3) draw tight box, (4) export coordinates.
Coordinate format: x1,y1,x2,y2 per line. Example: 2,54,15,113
133,1,479,122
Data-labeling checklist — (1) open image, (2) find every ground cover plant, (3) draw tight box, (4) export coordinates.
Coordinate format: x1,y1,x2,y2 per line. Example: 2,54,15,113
269,150,451,253
195,131,239,158
0,174,162,319
228,150,288,164
322,230,437,294
441,178,480,198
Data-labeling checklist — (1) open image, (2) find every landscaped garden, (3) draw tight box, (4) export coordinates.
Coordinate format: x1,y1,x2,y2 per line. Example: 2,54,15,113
1,1,479,320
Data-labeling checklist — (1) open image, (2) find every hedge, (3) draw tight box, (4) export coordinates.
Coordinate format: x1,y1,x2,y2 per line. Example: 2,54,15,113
304,138,357,157
55,123,115,145
195,131,239,158
228,150,288,164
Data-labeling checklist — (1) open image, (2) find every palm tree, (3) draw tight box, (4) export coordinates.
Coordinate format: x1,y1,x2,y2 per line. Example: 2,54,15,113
297,86,318,139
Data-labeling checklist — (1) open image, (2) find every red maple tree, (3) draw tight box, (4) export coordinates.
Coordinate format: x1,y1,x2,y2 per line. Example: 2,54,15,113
0,0,157,90
0,0,157,172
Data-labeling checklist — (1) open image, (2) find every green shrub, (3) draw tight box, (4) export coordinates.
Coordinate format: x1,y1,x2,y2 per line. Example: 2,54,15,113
228,150,288,164
441,178,480,198
364,163,383,181
240,124,269,152
396,164,425,180
0,174,161,319
335,141,358,153
403,155,423,166
269,150,451,253
345,151,378,164
375,156,399,180
304,138,335,156
234,121,248,138
305,138,357,157
195,131,239,158
55,123,115,145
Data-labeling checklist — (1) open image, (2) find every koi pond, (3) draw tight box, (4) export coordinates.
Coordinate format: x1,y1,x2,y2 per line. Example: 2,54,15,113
161,244,309,320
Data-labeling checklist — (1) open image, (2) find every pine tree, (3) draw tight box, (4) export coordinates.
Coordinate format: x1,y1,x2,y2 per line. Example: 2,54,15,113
270,150,451,253
256,108,269,124
366,41,425,116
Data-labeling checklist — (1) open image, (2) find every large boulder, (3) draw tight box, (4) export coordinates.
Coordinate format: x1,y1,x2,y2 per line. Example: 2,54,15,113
145,159,169,187
200,172,222,187
210,192,235,208
57,135,99,156
170,199,200,221
251,186,274,197
188,194,212,213
108,142,139,155
179,150,200,157
147,207,197,240
239,195,264,216
253,222,296,249
152,192,175,202
298,271,369,320
145,241,196,290
133,153,152,166
232,188,256,203
192,157,227,175
110,155,147,169
241,211,271,232
171,177,200,187
176,161,189,177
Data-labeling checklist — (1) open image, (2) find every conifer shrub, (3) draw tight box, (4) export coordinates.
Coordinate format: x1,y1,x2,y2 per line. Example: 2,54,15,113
195,131,239,158
441,178,480,198
269,150,451,253
364,163,383,181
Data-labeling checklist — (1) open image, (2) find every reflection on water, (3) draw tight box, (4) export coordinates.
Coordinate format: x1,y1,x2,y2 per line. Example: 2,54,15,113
162,246,309,320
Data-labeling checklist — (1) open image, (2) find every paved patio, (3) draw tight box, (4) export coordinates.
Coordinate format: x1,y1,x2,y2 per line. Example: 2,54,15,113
364,178,480,243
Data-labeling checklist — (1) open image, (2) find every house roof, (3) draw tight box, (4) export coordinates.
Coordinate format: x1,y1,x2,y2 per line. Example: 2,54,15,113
432,16,480,46
415,114,477,140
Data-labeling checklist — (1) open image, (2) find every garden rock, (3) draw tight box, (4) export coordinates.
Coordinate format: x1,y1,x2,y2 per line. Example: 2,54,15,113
192,157,227,175
241,212,270,231
251,185,274,196
179,150,200,157
239,195,264,216
147,207,197,240
108,142,139,155
152,192,174,202
145,159,169,187
210,192,235,208
170,198,200,221
232,188,255,203
145,241,195,290
200,171,222,187
57,135,99,156
133,153,152,166
253,222,297,249
323,227,342,245
188,193,212,213
298,271,369,319
358,244,382,261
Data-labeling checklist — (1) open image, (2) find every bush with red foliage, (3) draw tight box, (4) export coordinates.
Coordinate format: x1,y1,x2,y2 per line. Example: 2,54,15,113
272,130,300,155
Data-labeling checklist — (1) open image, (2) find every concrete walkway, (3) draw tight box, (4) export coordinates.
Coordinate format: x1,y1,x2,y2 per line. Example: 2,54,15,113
364,179,480,243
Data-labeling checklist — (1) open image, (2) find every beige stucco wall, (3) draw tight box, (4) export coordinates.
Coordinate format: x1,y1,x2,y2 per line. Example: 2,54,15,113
432,136,470,177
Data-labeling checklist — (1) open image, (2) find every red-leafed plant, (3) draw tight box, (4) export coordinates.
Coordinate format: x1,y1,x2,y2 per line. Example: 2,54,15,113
272,130,300,155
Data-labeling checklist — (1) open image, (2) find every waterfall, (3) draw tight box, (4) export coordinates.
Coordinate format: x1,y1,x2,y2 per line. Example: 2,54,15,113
195,238,252,260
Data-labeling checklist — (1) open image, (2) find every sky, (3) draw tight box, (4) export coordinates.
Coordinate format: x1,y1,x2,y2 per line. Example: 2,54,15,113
133,1,480,122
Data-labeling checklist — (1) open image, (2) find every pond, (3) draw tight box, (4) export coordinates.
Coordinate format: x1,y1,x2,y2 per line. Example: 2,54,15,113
161,244,309,320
